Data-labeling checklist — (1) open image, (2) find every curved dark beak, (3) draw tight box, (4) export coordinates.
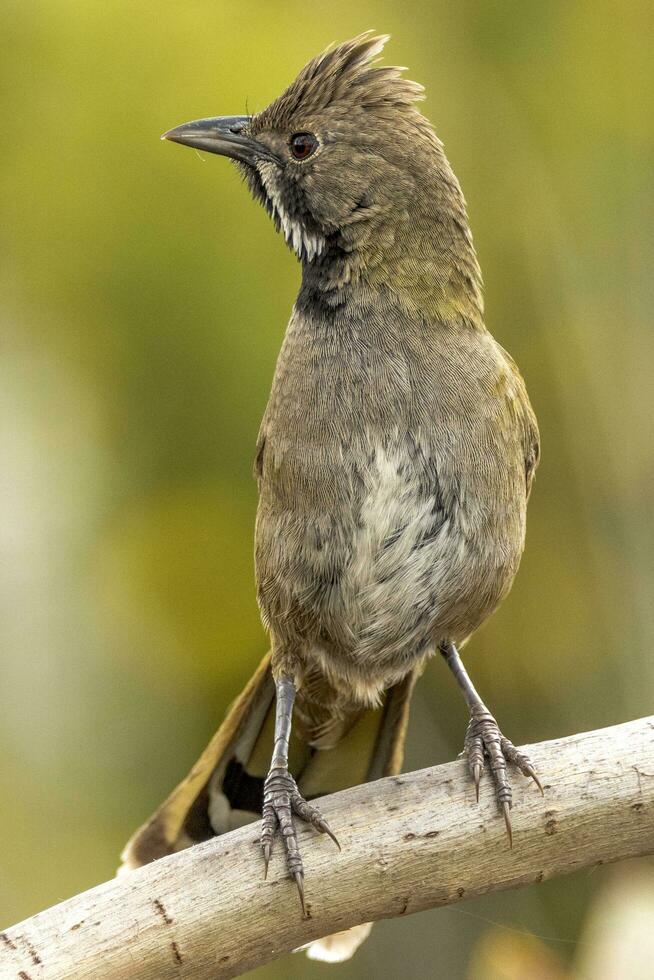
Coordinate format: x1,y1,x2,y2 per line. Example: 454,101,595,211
162,115,266,165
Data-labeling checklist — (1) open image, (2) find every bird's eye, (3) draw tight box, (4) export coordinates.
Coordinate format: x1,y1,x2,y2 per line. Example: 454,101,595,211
289,132,318,161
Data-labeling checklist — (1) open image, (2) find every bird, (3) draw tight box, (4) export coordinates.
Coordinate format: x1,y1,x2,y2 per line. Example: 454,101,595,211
121,32,542,962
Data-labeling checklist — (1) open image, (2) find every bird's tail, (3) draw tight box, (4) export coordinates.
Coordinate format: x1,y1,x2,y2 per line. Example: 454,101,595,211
120,651,417,962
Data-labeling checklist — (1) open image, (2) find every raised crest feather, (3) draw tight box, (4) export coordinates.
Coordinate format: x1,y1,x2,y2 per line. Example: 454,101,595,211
253,32,425,130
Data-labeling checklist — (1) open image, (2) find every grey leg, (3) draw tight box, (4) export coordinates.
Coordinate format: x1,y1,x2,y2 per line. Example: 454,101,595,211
440,642,542,846
260,675,339,914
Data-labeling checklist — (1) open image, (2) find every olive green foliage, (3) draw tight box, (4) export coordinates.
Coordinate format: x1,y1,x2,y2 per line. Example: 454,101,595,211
1,2,652,977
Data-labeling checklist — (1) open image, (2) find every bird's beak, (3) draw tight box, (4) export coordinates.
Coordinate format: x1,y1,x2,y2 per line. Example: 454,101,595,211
162,115,266,165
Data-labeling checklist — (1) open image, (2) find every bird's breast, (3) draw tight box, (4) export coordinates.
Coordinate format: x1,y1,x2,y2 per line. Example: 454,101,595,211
254,301,531,688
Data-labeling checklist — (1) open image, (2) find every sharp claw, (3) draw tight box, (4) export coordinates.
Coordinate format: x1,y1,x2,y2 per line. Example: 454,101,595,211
502,801,513,848
527,767,545,796
319,819,341,851
473,763,481,802
262,842,271,879
294,871,307,917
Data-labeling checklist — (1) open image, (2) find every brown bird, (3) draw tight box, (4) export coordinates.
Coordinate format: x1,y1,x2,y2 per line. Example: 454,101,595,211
121,33,542,961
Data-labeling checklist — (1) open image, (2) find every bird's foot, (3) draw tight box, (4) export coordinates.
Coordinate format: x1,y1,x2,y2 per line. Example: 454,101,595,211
463,706,543,846
261,766,340,916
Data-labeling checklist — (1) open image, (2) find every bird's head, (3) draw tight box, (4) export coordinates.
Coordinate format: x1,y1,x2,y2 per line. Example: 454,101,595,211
164,33,482,323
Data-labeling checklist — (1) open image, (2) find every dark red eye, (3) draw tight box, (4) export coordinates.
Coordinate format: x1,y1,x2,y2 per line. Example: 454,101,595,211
290,132,318,161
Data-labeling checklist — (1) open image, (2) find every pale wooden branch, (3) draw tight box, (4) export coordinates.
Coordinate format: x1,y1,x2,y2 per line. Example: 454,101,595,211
2,717,654,979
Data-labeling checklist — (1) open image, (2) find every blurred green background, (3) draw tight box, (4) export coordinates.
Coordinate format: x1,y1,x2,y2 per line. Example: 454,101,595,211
1,1,653,977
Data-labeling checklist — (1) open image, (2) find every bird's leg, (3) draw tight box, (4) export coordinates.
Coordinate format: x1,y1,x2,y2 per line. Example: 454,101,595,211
261,675,339,914
439,641,543,845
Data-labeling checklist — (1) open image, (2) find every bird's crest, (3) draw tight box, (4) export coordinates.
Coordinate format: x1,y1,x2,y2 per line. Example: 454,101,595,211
254,32,425,130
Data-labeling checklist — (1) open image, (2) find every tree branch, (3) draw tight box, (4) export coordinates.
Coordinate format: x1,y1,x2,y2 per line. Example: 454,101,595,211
2,717,654,979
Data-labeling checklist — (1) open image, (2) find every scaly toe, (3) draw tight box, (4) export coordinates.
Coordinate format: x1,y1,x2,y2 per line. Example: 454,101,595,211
291,793,341,850
462,710,543,844
261,766,340,911
500,735,544,796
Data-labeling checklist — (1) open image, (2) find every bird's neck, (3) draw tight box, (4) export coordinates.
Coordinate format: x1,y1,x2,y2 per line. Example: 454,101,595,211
302,148,484,329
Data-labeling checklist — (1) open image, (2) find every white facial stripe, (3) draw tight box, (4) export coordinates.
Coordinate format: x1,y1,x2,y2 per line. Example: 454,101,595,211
257,162,326,262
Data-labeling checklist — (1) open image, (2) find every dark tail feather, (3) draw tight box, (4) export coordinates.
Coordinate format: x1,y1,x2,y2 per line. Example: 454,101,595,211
119,654,418,959
120,652,275,868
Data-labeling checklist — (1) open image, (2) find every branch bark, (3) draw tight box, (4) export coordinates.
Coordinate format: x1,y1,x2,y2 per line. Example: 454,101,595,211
2,716,654,979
